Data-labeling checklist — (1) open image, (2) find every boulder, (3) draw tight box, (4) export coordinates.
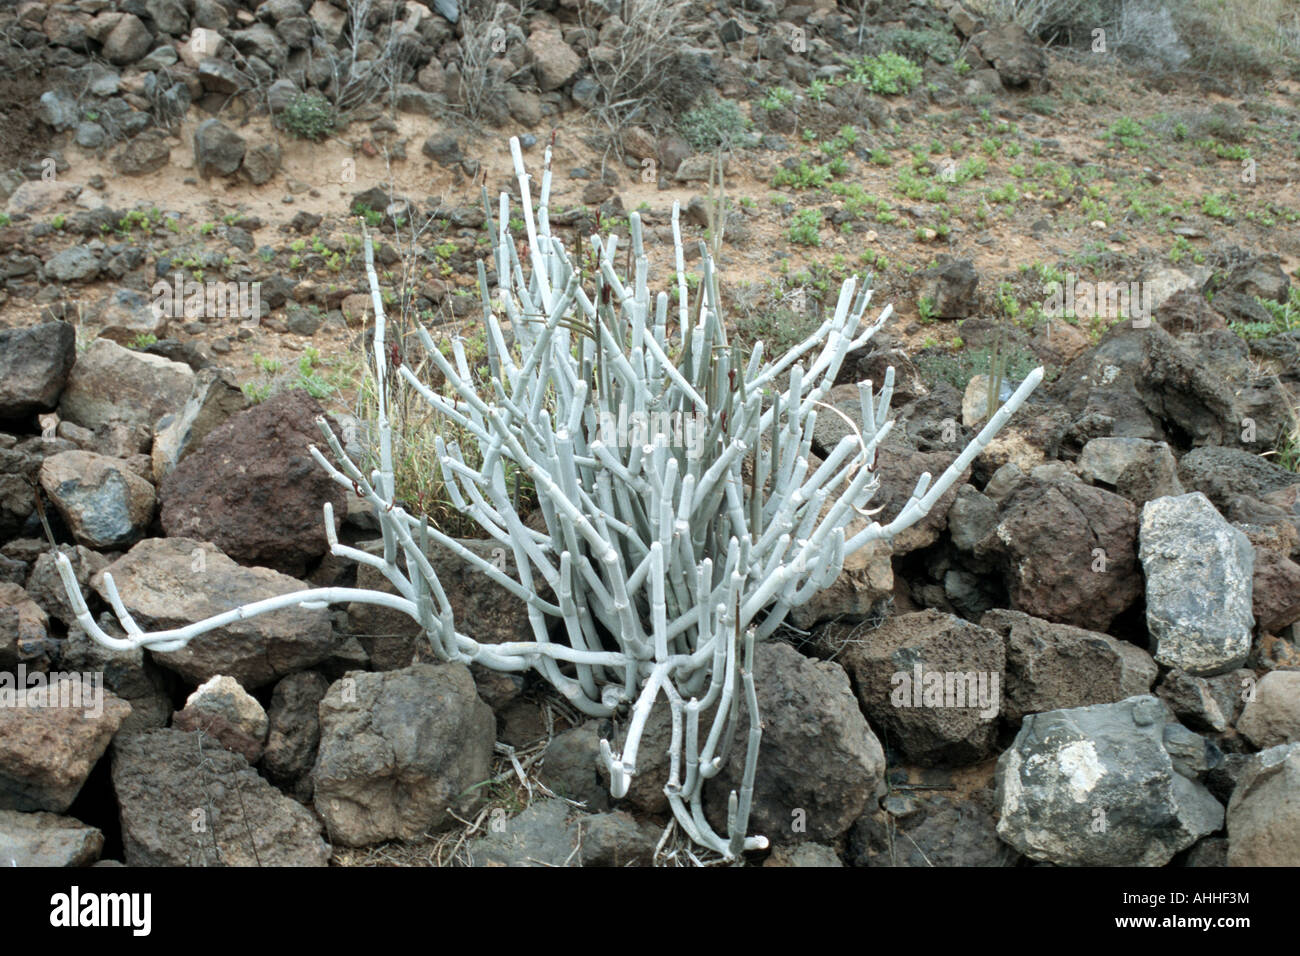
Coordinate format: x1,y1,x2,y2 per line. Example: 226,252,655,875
171,674,269,763
703,641,887,845
1178,446,1300,512
0,810,103,866
1237,671,1300,749
539,722,610,813
111,132,171,176
1140,493,1254,676
980,608,1158,723
158,390,347,576
262,670,330,798
0,323,77,420
59,622,171,736
1226,743,1300,866
0,583,50,669
194,119,246,178
92,537,338,689
1253,548,1300,634
847,790,1015,867
526,27,582,91
835,610,1004,766
0,674,132,812
38,451,156,549
1156,668,1252,734
83,288,168,345
974,477,1141,631
918,256,979,319
59,338,193,434
995,695,1223,866
150,368,246,482
466,798,659,867
311,663,495,846
971,22,1047,87
112,728,331,866
102,13,152,65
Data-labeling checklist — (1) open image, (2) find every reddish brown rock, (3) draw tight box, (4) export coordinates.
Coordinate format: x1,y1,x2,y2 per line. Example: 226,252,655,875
1253,548,1300,634
159,390,347,575
975,477,1141,632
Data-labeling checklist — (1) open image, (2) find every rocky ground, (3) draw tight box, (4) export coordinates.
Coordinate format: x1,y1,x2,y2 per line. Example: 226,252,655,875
1,0,1299,867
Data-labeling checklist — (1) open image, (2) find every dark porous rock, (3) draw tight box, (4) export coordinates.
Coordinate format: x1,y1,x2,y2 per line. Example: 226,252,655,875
847,790,1016,867
466,798,659,867
871,445,967,554
539,721,610,812
312,663,495,846
1253,548,1300,635
835,610,1003,766
0,675,132,812
981,608,1157,723
702,642,886,846
974,477,1140,632
262,670,330,800
112,728,331,866
159,390,347,576
1178,446,1300,513
92,537,338,689
996,696,1223,866
0,322,77,420
1050,321,1291,451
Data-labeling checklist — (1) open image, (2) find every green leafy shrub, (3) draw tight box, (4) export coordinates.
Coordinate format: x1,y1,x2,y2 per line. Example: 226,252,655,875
787,208,823,246
679,98,753,150
848,51,924,95
279,92,336,142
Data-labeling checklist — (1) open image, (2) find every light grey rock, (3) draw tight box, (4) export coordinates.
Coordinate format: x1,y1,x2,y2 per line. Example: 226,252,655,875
0,810,103,866
59,338,193,434
466,799,658,867
1140,493,1255,676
